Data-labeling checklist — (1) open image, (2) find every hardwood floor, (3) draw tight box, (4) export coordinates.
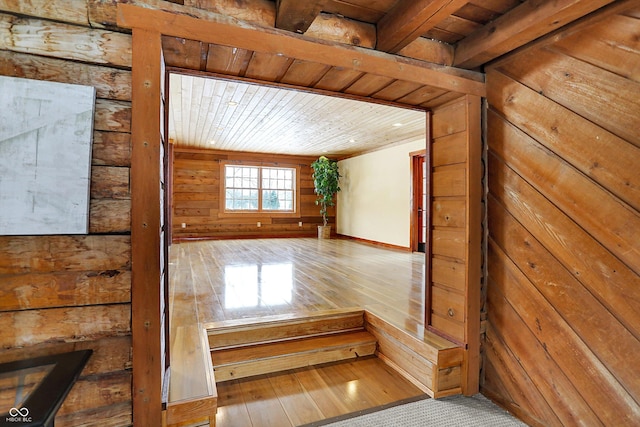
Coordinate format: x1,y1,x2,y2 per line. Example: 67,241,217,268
168,237,430,426
215,357,426,427
169,237,426,335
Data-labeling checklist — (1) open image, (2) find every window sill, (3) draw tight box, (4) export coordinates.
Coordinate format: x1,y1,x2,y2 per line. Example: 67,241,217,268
218,211,300,219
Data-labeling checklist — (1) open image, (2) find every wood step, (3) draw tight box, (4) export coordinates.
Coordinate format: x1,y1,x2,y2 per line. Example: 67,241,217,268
205,307,366,350
212,330,377,382
166,326,217,426
364,309,464,398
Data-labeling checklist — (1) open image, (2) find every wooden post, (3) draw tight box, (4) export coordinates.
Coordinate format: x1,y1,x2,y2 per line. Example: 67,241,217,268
130,27,163,426
464,94,482,395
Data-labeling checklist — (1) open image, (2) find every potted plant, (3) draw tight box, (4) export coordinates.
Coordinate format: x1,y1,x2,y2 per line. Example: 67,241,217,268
311,156,341,238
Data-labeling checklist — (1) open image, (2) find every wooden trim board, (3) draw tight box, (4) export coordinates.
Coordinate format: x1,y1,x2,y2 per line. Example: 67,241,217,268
117,4,485,97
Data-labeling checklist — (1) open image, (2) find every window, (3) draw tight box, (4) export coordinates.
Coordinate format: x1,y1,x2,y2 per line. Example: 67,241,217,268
224,165,296,213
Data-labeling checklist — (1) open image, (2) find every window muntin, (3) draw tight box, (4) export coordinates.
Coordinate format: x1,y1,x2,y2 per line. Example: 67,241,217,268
224,165,295,212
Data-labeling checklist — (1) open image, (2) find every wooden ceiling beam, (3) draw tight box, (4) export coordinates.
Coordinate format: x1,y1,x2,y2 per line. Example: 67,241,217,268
275,0,328,34
376,0,468,53
453,0,617,69
117,3,486,97
183,0,376,49
397,37,455,66
306,12,376,49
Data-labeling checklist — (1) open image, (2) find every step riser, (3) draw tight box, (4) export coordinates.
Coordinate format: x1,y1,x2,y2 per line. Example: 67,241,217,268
214,341,377,382
208,310,365,350
209,311,377,384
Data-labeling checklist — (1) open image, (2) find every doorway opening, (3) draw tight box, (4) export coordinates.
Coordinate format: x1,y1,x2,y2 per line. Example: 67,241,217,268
411,150,428,253
165,69,431,337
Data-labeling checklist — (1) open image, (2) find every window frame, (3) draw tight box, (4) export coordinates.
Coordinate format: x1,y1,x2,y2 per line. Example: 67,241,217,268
219,161,301,218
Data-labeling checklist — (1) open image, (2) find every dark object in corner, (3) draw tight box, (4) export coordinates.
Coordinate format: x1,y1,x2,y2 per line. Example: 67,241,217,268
0,350,92,427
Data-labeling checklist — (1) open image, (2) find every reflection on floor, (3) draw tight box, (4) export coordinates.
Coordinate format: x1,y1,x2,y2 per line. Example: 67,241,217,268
168,237,430,426
169,237,426,337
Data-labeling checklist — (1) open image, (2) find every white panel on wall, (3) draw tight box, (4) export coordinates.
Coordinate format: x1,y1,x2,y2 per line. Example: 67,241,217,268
0,76,95,235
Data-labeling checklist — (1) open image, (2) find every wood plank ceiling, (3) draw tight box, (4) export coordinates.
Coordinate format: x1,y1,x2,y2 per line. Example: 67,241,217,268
168,74,427,156
163,0,616,156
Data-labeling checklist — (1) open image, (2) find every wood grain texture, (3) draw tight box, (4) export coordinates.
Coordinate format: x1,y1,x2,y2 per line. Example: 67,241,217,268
487,68,640,211
89,199,131,234
94,99,131,133
207,309,365,349
0,235,130,274
0,50,131,101
275,0,326,33
117,3,486,96
56,371,132,415
496,46,640,148
428,96,481,395
488,153,640,340
376,0,467,53
0,0,89,25
212,331,377,382
129,26,164,427
0,13,132,67
92,131,132,167
484,6,640,425
216,357,425,427
454,0,616,68
90,166,131,200
0,304,131,348
171,148,328,239
55,402,132,427
488,108,640,275
0,4,135,424
0,269,130,311
305,13,376,49
169,238,428,338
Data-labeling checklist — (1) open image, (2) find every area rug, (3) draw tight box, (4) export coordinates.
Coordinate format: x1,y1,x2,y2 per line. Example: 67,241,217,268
302,394,527,427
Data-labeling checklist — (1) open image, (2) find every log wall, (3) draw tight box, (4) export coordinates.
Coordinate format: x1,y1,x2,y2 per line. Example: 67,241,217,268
484,5,640,426
0,1,134,425
171,148,332,240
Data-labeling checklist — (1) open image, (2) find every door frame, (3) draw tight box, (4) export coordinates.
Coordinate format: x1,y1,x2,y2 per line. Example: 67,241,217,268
117,4,483,425
410,149,427,253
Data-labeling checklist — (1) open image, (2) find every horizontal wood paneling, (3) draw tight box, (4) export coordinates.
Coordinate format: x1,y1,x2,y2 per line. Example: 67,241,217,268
92,131,132,167
0,270,130,311
0,235,130,274
0,335,132,376
0,304,131,348
428,95,482,396
171,148,330,240
55,402,132,427
429,96,468,346
0,50,132,101
0,13,132,67
0,5,134,424
484,6,640,426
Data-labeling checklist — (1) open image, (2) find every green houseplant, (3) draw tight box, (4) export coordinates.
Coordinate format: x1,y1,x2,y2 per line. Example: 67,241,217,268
311,156,341,238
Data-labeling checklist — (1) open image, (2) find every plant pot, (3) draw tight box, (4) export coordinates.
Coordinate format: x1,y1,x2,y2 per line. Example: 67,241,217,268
318,225,331,239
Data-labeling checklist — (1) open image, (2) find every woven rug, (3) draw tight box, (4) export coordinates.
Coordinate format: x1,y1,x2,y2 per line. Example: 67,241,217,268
302,394,527,427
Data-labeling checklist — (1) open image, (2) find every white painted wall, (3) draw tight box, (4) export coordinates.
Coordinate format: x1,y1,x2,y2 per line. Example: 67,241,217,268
337,139,426,248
